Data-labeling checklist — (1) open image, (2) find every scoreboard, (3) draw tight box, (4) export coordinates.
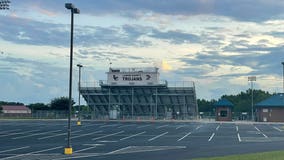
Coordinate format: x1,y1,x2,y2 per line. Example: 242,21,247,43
107,67,160,86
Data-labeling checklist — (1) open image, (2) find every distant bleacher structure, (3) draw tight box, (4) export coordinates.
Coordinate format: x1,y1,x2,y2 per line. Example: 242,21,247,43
79,67,198,120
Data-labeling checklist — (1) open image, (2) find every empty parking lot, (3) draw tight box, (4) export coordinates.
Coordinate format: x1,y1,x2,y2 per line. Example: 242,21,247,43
1,120,284,160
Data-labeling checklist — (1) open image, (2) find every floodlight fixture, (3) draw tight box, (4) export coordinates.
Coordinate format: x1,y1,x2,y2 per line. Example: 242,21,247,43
0,0,11,10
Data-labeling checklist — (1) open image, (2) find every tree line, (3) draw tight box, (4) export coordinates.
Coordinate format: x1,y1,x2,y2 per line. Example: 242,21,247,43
198,89,273,113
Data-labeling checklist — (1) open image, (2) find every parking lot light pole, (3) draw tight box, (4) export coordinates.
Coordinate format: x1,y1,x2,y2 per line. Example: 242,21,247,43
281,62,284,94
248,76,256,121
77,64,83,126
64,3,79,155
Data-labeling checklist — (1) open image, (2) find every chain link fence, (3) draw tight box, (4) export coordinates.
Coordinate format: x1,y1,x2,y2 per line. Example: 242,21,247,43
0,110,253,121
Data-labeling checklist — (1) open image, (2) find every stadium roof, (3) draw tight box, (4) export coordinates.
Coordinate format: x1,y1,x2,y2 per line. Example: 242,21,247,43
213,98,233,107
255,93,284,107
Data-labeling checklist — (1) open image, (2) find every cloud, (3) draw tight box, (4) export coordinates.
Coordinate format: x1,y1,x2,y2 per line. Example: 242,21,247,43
12,0,284,23
0,55,72,103
72,0,284,22
0,16,69,46
78,25,152,47
149,29,200,44
31,4,57,17
0,15,202,48
205,64,253,77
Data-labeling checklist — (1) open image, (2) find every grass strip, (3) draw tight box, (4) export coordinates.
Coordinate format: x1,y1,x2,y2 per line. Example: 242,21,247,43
192,150,284,160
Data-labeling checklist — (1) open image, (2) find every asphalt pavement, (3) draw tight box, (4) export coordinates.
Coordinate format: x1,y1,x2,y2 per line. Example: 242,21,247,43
1,120,284,160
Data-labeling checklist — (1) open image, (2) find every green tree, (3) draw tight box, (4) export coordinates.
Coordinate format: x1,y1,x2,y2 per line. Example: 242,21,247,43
0,101,24,106
222,89,272,113
27,103,49,110
197,89,272,114
50,97,75,110
197,99,216,112
0,106,2,113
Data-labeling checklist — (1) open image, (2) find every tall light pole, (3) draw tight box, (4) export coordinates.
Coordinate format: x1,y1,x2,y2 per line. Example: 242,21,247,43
281,62,284,93
77,64,83,126
248,76,256,121
64,3,79,155
0,0,10,10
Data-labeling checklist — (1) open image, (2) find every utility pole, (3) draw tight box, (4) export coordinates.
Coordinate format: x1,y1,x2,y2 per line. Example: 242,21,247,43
64,3,80,155
77,64,83,126
248,76,256,121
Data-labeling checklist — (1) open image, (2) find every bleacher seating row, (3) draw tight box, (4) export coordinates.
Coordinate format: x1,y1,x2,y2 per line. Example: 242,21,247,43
80,86,198,119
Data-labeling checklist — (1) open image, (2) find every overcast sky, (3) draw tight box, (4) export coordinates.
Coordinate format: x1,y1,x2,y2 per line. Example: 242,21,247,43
1,0,284,104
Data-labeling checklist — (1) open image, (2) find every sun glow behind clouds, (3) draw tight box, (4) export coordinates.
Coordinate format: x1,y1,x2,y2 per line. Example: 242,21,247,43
161,60,173,71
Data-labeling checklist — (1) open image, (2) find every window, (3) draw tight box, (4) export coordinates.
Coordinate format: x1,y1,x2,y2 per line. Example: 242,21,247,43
220,110,228,117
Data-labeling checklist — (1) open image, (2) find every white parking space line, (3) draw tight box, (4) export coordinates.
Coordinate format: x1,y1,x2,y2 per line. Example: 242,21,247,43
156,125,169,129
254,126,268,138
74,146,97,153
137,124,151,128
107,146,132,154
30,146,63,154
208,133,215,142
92,131,124,141
0,129,22,134
236,126,239,132
38,130,83,140
0,129,40,138
74,144,104,153
262,133,268,138
148,132,168,141
82,123,106,128
99,124,120,128
98,140,117,143
71,130,103,139
273,126,283,132
237,133,242,142
12,130,62,139
1,146,62,160
120,131,146,141
118,124,136,128
177,132,191,141
0,146,30,153
195,125,202,130
216,125,220,131
254,126,261,132
176,125,185,129
83,144,105,146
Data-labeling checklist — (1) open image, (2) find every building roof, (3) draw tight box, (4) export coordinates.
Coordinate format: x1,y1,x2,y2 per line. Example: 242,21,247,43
214,98,234,107
255,93,284,107
1,105,30,111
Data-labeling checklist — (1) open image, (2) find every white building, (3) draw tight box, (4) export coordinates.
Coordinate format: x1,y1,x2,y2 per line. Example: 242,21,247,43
1,105,31,114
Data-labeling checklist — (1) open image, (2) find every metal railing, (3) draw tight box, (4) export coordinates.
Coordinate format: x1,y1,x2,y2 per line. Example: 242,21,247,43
80,80,195,88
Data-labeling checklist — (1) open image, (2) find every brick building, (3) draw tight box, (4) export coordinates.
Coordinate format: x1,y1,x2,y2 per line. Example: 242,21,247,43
255,93,284,122
214,98,233,121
